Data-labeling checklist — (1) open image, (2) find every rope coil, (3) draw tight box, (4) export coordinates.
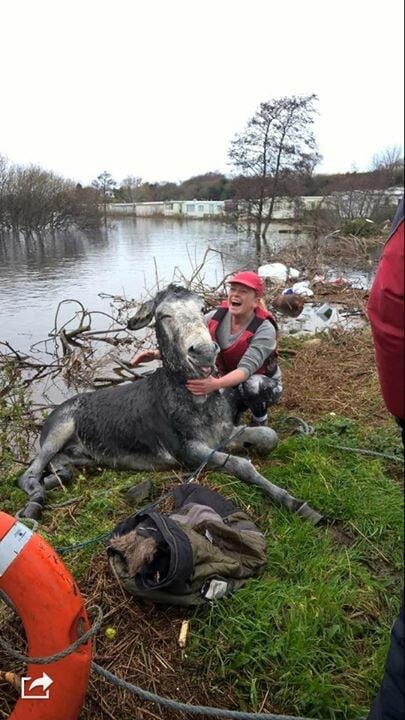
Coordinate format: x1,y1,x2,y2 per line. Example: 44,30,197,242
0,604,103,665
92,661,316,720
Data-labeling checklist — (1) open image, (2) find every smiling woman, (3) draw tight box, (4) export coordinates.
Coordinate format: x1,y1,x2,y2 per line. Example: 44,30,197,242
197,271,282,426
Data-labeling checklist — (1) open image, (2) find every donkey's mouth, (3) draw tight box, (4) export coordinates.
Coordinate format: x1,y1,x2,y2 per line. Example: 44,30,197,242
187,358,213,378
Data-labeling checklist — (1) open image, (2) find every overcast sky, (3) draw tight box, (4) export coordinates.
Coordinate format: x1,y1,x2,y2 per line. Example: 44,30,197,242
1,0,403,186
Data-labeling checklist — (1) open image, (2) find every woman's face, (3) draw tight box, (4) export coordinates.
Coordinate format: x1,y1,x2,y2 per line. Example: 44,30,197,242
227,283,259,319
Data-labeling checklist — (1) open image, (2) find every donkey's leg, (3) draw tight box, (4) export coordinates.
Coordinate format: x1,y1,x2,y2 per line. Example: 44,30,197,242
44,449,180,490
42,448,94,489
185,441,322,524
18,418,76,519
116,454,181,471
227,425,279,456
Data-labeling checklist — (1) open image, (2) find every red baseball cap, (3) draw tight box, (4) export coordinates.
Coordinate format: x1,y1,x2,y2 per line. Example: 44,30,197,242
228,271,264,297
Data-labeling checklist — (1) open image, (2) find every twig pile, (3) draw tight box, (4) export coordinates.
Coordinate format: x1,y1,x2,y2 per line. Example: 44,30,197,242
279,327,387,423
264,231,384,276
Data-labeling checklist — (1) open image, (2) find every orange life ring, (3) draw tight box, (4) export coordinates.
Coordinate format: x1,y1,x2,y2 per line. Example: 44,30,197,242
0,511,92,720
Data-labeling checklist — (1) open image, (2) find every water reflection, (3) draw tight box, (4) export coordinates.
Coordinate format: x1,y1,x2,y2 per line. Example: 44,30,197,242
0,218,374,353
0,218,257,352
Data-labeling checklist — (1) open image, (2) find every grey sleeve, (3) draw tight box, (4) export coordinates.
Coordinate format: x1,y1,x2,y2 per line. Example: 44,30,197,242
238,320,278,378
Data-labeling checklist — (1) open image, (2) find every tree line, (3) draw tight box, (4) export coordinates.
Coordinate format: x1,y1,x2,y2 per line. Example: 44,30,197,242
1,93,403,242
107,158,404,206
0,155,101,234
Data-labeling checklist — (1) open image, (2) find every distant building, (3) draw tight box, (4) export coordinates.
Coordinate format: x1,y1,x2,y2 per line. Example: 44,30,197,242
106,188,403,221
106,202,137,216
106,200,226,218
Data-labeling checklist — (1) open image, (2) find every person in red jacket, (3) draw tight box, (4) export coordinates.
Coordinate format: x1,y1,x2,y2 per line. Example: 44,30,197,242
368,197,405,425
366,196,404,720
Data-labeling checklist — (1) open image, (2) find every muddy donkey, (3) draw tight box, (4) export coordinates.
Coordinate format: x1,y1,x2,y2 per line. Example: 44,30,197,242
18,285,322,523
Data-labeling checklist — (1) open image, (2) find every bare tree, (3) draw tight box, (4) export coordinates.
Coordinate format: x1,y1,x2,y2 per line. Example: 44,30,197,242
0,161,101,234
92,171,117,225
228,94,321,255
326,148,403,223
371,145,404,187
120,175,143,202
0,154,10,231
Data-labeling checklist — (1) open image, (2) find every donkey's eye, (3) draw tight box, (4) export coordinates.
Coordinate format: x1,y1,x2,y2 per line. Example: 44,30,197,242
159,314,172,320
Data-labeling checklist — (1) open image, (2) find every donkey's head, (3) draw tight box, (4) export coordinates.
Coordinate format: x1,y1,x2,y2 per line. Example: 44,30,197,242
128,285,218,379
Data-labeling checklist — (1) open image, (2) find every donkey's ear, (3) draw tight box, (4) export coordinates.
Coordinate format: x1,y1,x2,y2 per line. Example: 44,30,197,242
127,299,155,330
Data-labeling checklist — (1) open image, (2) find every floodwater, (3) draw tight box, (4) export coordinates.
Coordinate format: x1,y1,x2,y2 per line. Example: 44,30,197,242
0,218,256,353
0,218,372,355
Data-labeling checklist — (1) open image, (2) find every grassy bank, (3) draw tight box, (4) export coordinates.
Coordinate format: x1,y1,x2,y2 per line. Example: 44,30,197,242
0,330,403,720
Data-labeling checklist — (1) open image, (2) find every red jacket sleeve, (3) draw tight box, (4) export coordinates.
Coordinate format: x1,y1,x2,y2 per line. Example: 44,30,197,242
367,198,405,419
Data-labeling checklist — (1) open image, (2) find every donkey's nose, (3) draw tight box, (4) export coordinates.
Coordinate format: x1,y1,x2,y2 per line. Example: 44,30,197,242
188,342,218,362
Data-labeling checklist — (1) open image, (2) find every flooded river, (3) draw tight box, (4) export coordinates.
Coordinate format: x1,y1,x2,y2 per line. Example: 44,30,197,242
0,218,256,352
0,218,375,355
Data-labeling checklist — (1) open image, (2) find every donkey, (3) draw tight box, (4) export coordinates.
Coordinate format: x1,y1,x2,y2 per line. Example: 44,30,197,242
18,285,322,523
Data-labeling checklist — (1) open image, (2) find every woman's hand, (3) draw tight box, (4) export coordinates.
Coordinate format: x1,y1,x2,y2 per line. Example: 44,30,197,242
186,375,221,396
130,349,160,367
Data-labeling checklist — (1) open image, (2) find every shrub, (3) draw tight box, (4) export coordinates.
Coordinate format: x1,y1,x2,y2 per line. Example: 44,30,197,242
342,217,379,237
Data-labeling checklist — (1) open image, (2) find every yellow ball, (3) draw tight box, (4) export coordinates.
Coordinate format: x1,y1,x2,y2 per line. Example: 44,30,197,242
104,627,117,641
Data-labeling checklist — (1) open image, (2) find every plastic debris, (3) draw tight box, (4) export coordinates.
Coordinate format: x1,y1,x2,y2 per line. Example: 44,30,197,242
311,275,354,287
258,263,300,283
312,274,325,284
292,281,314,297
328,277,348,286
258,263,288,282
316,303,333,321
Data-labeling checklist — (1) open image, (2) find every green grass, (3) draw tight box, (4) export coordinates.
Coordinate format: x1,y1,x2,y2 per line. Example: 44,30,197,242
0,467,170,577
1,367,403,719
185,427,403,718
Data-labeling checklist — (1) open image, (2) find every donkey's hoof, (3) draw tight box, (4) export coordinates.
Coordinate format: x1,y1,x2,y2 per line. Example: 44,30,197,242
295,501,323,525
43,471,74,490
21,501,43,521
